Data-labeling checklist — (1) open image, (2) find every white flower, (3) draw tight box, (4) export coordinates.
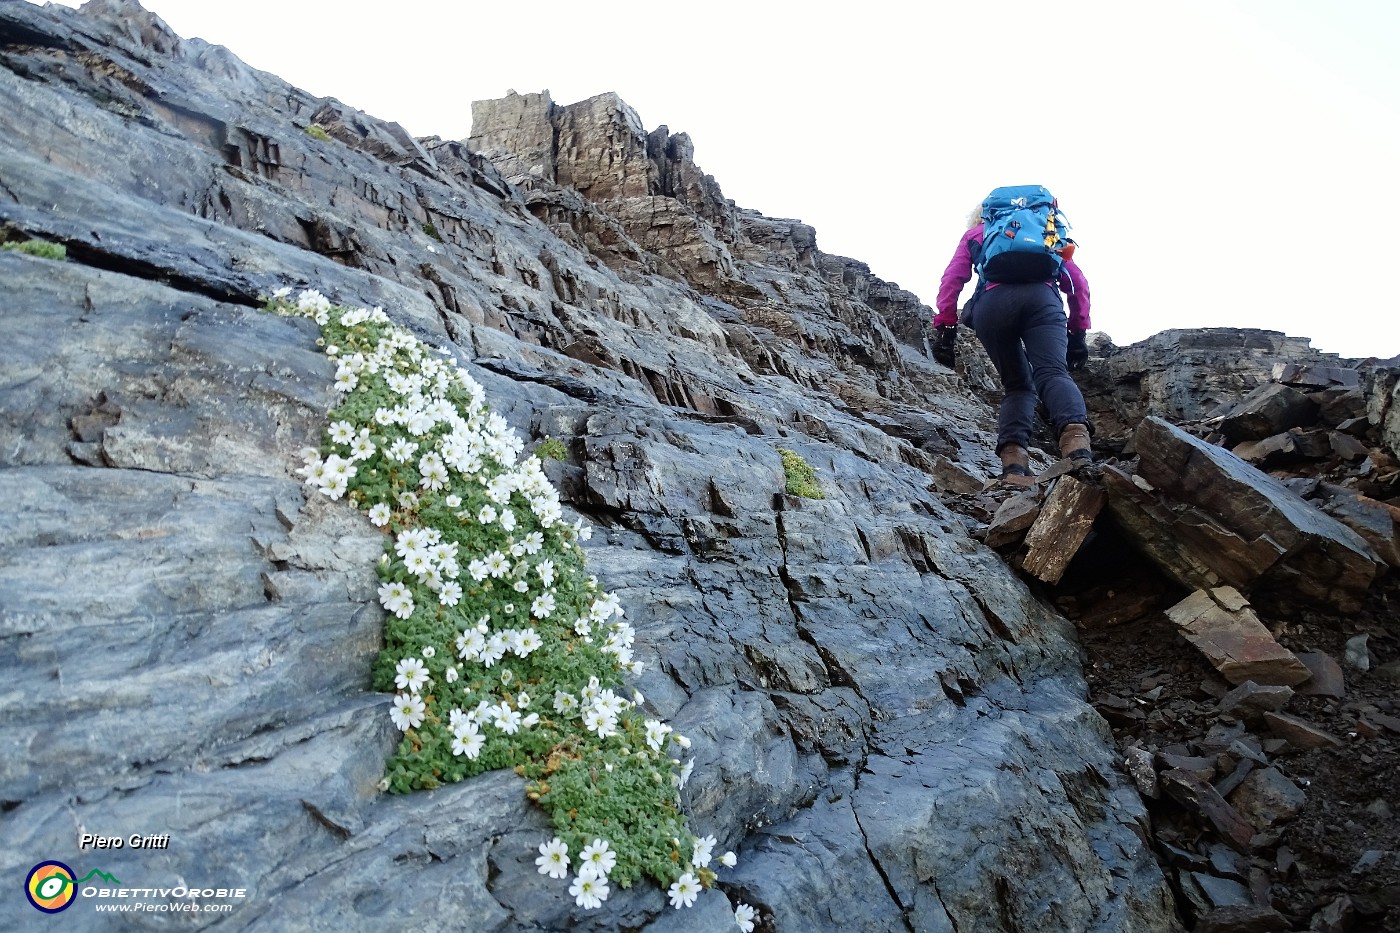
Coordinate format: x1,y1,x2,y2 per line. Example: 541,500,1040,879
583,708,617,739
595,689,628,717
456,628,486,661
349,433,376,461
492,707,523,735
450,729,484,759
403,551,433,577
569,872,609,910
536,838,570,879
537,559,556,587
513,579,529,593
444,494,462,508
479,634,507,667
515,630,543,656
667,872,700,910
445,665,459,683
377,581,415,619
677,758,695,789
720,851,738,868
531,593,556,618
645,720,673,753
498,508,516,532
579,839,617,878
554,691,578,715
394,656,430,693
692,834,716,869
485,551,510,577
438,580,462,606
389,693,425,732
387,438,418,463
522,532,545,555
395,528,430,557
327,420,355,444
368,503,392,526
297,288,330,314
397,491,419,510
326,456,356,481
485,474,515,503
735,903,756,932
419,454,449,491
516,691,531,709
478,505,497,525
319,474,349,500
534,498,563,527
299,460,328,489
421,645,436,659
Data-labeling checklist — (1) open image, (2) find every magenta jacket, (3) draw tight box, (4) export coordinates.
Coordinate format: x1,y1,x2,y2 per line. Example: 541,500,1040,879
932,224,1091,331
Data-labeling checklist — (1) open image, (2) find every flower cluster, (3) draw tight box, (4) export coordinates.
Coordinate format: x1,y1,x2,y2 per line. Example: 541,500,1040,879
535,831,753,922
266,289,754,924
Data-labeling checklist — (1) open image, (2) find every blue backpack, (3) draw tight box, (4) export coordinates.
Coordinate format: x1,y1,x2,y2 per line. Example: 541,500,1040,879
976,185,1074,284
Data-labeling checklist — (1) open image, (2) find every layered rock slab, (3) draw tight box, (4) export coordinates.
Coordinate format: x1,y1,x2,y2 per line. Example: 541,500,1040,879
1104,417,1384,613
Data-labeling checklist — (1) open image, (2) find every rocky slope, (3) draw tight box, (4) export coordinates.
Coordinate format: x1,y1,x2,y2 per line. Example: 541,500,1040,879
1,2,1394,932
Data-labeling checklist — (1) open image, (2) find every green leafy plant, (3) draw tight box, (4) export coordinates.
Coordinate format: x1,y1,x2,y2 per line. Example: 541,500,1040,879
778,447,825,499
305,123,332,142
535,436,568,461
262,288,754,921
422,222,443,241
1,239,66,260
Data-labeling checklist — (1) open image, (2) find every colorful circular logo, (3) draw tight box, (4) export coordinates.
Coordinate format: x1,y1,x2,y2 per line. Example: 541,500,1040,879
26,861,77,913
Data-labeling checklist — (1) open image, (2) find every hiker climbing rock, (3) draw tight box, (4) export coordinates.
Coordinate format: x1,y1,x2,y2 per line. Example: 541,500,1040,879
933,185,1094,484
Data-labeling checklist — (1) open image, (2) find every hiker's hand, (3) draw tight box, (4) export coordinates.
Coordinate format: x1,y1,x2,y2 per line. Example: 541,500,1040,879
933,325,957,367
1066,330,1088,371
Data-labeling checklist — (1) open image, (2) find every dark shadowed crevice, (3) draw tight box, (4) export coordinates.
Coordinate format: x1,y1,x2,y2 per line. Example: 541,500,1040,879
59,240,261,307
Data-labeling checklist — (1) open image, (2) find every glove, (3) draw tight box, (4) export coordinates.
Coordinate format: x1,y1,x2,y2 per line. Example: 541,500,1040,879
933,325,957,367
1066,329,1088,371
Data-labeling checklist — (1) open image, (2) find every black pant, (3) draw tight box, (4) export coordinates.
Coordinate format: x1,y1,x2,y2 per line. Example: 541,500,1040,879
970,283,1089,453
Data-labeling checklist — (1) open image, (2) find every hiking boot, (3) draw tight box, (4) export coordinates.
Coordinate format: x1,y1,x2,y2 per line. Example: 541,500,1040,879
999,444,1035,486
1059,423,1092,463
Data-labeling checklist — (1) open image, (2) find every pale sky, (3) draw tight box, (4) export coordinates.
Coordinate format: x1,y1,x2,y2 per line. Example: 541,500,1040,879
39,0,1400,359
